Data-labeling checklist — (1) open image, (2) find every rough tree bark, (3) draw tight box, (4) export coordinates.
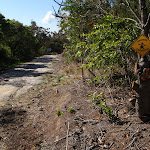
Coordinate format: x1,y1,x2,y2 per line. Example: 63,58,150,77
132,0,150,122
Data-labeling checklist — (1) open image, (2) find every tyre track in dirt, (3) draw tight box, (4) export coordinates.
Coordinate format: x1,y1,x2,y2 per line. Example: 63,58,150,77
0,55,59,104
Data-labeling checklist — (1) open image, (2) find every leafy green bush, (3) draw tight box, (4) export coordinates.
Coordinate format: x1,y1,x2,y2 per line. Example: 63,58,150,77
83,15,140,71
0,44,11,70
56,110,64,117
89,92,112,119
68,107,75,114
38,46,46,55
63,15,140,84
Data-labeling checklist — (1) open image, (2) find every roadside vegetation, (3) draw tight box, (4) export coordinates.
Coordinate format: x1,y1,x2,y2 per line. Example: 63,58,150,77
55,0,148,85
0,0,150,149
53,0,150,120
1,56,149,149
0,14,68,71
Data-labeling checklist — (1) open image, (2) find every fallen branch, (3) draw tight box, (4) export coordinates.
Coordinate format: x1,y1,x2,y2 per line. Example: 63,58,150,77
74,116,99,124
82,120,99,123
53,132,76,144
124,137,137,149
124,123,132,130
139,141,149,149
124,0,141,25
109,142,114,149
135,143,140,150
66,122,69,150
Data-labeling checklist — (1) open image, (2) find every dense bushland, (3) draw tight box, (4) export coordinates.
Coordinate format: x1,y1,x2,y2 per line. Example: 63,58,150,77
55,0,149,85
0,14,67,71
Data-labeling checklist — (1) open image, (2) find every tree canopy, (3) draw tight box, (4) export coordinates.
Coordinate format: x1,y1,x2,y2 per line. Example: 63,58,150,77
54,0,150,84
0,13,66,70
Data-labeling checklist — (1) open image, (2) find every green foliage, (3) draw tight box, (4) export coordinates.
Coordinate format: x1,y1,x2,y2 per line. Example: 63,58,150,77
58,0,142,76
0,13,67,70
60,0,101,61
38,46,47,55
55,0,149,121
0,43,11,57
0,14,39,70
8,21,38,61
57,75,64,83
84,15,140,69
68,107,75,114
56,110,64,117
0,44,11,69
89,92,112,119
62,14,140,83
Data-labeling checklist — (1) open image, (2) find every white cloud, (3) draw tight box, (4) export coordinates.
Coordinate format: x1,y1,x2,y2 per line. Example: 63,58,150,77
42,11,55,24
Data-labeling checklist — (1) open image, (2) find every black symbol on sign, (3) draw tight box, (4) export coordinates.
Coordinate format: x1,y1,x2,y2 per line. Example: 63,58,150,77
139,42,146,51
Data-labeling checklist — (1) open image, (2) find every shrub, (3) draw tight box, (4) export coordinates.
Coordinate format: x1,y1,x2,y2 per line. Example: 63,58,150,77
68,107,75,114
56,110,64,117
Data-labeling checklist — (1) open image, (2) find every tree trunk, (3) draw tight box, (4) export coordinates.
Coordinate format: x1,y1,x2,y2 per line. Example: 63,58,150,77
139,0,149,36
132,68,150,122
132,0,150,122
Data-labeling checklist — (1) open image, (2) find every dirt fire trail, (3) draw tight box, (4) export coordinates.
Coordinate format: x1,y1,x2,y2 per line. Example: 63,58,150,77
0,55,59,102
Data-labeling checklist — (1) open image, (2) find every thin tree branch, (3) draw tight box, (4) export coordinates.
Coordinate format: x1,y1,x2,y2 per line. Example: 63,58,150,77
122,0,142,25
53,131,76,144
135,26,142,30
124,18,138,24
58,0,64,13
96,0,112,16
53,5,64,19
53,0,66,6
123,18,142,30
53,0,67,19
144,13,150,28
52,6,57,15
88,69,96,77
97,3,110,15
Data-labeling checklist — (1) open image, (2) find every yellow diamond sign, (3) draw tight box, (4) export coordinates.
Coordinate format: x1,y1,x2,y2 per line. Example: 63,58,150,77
131,35,150,57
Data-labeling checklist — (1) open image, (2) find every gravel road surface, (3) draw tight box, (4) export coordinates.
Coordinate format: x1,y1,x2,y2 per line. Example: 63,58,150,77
0,55,59,103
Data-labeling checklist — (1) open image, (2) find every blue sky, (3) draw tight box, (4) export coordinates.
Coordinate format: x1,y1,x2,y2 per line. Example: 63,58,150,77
0,0,62,32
